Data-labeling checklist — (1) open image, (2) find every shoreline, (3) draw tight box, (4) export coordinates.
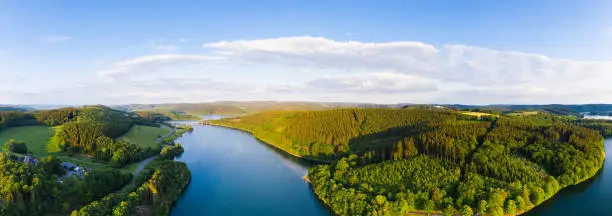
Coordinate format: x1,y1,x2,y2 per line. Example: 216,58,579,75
207,122,332,164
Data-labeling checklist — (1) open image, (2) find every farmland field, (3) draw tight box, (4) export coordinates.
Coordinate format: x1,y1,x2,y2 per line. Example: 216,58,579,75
118,125,171,148
0,126,55,156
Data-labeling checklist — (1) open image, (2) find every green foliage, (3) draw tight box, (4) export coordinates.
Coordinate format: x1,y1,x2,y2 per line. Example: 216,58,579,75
78,106,135,138
213,108,486,161
56,121,105,153
571,118,612,137
159,126,192,146
53,110,162,167
61,170,132,208
134,111,171,122
109,141,152,167
0,111,37,129
35,107,78,126
73,160,190,216
460,205,473,216
160,144,184,160
39,156,65,176
230,109,605,215
3,139,28,154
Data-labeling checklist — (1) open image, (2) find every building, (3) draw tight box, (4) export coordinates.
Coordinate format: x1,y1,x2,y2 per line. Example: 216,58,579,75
61,162,76,170
23,155,38,166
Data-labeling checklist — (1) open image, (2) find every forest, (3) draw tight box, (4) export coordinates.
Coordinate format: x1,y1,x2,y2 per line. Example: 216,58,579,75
73,159,191,216
214,109,607,215
0,152,132,215
0,106,191,215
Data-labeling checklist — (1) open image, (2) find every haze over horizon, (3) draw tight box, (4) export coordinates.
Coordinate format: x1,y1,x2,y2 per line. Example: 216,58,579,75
2,0,612,105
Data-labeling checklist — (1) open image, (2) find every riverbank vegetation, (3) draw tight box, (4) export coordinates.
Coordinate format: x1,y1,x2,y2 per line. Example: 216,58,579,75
214,109,606,215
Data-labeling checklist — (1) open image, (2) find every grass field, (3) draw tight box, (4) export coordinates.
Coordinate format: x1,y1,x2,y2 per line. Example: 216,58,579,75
0,126,56,157
508,111,539,116
118,125,171,148
460,111,499,117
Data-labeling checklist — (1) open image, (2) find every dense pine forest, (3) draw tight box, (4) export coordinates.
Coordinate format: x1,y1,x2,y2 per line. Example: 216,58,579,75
212,108,608,215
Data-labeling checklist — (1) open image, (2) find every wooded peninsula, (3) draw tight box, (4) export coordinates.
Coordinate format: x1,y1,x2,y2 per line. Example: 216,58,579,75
212,108,611,216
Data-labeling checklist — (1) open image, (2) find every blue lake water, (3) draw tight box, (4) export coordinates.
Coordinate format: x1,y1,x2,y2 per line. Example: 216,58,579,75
170,125,329,216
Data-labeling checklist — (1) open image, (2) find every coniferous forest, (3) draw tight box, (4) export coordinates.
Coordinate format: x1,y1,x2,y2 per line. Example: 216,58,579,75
213,109,606,215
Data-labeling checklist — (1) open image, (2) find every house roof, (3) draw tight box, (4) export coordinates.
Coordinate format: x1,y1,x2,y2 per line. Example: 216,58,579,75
61,162,76,168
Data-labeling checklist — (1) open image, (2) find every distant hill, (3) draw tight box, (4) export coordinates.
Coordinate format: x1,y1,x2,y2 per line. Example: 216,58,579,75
112,101,389,119
113,102,612,119
0,107,29,111
442,104,612,115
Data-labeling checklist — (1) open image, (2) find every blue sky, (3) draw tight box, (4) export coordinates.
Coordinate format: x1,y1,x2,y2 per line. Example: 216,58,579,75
1,0,611,105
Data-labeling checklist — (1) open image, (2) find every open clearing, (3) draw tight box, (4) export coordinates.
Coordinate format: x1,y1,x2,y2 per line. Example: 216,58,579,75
508,111,539,116
118,125,171,148
460,111,498,117
0,126,55,157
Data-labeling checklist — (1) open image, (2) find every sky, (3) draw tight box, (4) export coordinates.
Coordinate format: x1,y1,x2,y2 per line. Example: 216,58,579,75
1,0,612,105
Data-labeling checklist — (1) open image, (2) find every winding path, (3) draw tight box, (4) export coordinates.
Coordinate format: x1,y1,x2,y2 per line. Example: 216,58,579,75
132,155,158,177
132,126,176,177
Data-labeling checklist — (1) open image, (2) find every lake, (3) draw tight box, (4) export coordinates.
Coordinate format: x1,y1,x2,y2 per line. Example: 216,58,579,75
525,138,612,215
170,125,329,216
583,114,612,120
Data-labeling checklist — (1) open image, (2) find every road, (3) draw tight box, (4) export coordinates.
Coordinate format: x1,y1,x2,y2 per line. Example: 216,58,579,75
133,126,176,177
132,155,158,177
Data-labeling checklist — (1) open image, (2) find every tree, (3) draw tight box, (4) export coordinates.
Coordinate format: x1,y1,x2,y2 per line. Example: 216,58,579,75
516,196,527,211
424,200,435,215
39,156,64,176
443,204,456,216
334,158,350,180
460,205,473,216
112,201,129,216
530,187,546,205
160,146,174,160
477,200,488,215
4,139,28,154
505,200,517,215
375,195,386,206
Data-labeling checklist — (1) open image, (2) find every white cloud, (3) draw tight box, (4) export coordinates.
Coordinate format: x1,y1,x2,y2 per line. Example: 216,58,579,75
204,36,612,103
42,34,72,43
98,54,224,77
307,73,437,94
29,36,610,105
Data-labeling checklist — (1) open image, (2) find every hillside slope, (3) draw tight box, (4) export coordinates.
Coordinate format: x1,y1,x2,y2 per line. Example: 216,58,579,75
212,109,605,215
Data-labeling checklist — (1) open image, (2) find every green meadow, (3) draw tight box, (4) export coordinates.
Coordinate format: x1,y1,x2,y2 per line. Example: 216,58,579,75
0,126,57,157
117,125,171,148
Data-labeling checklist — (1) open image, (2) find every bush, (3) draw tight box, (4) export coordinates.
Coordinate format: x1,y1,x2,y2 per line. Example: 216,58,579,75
3,139,28,154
